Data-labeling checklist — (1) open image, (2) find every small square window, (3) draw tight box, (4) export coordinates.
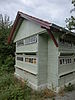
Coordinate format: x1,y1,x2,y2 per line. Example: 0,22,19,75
33,58,36,64
60,59,62,64
31,58,33,63
63,59,64,64
68,59,69,63
65,59,67,64
29,58,31,63
17,57,23,61
74,58,75,62
70,59,71,63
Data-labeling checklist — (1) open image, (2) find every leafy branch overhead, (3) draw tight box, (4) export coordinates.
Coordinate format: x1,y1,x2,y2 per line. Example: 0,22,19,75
0,14,12,29
66,0,75,30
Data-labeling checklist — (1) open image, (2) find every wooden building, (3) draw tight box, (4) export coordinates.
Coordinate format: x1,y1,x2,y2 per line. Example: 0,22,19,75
8,11,75,91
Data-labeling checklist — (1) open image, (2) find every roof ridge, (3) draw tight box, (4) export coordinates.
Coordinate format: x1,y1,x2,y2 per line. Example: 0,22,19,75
18,11,50,25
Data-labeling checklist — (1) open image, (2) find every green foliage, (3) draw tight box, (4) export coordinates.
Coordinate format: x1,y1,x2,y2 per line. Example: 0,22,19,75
0,14,44,100
0,14,15,66
66,16,75,30
0,14,12,30
0,70,44,100
66,0,75,30
1,55,15,73
0,73,32,100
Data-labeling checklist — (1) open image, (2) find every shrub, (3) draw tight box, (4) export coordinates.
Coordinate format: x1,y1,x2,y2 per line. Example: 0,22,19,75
1,55,14,73
0,73,32,100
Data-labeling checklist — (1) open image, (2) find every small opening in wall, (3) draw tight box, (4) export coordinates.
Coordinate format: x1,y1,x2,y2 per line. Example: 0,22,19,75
25,58,37,64
33,58,36,64
17,57,23,61
74,58,75,62
68,59,69,63
25,53,36,55
70,59,71,63
63,59,64,64
60,59,62,64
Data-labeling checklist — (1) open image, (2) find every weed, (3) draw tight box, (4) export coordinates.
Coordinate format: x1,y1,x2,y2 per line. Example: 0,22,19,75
64,83,74,92
43,88,56,98
58,87,65,96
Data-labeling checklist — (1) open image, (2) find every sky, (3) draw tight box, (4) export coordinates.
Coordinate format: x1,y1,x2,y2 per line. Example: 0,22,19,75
0,0,74,27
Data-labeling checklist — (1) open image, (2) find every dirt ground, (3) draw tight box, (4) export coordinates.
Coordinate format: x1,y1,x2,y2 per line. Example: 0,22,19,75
45,90,75,100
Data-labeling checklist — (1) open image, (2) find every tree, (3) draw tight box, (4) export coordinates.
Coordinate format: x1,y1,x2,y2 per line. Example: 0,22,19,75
0,14,12,29
66,0,75,31
0,14,15,66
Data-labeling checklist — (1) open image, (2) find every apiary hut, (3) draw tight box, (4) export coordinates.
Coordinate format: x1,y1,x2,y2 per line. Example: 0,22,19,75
8,11,75,91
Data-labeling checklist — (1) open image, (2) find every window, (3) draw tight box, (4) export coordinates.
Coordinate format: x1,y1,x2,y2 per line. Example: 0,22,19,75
70,59,71,63
63,59,64,64
59,38,64,45
73,42,75,46
74,58,75,62
65,59,67,64
60,59,62,64
25,57,37,64
59,38,72,47
17,57,23,61
33,58,36,64
59,57,72,65
17,39,24,46
25,35,37,45
68,59,69,63
31,58,33,63
25,58,29,62
16,35,37,46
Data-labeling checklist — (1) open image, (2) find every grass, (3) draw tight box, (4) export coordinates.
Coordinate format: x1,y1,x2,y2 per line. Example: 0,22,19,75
0,72,41,100
1,59,75,100
0,56,57,100
58,83,75,97
0,65,57,100
0,64,43,100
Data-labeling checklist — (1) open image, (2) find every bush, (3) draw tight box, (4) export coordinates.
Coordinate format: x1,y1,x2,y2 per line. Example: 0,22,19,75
0,73,32,100
1,55,14,73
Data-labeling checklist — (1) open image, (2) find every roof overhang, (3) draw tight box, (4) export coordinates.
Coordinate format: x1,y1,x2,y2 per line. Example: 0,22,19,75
8,11,51,44
8,11,75,48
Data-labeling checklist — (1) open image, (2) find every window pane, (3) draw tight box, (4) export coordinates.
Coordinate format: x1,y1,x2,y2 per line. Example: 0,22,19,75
25,57,36,64
17,57,23,61
25,35,37,45
74,58,75,62
70,59,71,63
17,39,24,46
60,59,62,64
33,58,36,64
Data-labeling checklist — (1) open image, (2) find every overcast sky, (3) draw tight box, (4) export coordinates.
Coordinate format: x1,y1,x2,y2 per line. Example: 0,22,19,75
0,0,74,27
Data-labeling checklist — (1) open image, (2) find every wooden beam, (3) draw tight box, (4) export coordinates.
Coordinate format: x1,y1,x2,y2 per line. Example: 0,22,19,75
8,13,20,44
47,29,58,47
